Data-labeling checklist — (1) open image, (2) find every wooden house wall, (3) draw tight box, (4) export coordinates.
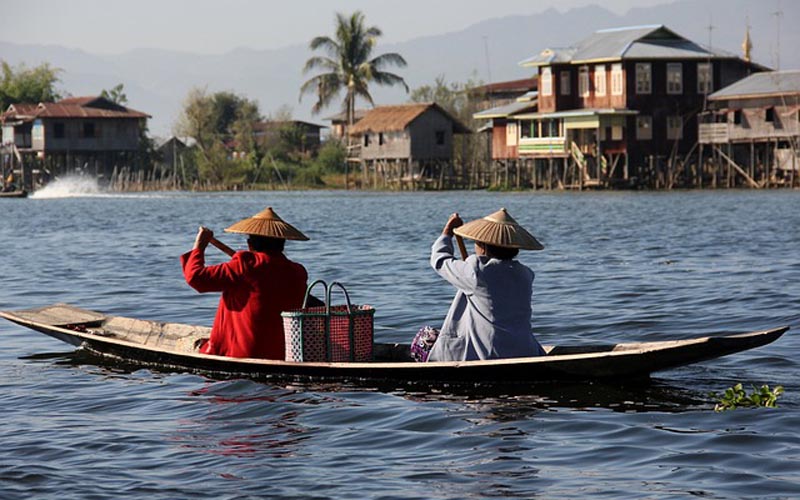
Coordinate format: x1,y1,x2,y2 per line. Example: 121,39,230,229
723,97,800,142
540,64,629,112
360,129,411,160
4,123,32,148
491,119,519,159
623,60,706,116
34,118,142,152
409,109,455,160
537,65,559,112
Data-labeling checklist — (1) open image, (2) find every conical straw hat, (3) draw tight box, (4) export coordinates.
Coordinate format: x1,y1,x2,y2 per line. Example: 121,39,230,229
224,206,309,241
454,208,543,250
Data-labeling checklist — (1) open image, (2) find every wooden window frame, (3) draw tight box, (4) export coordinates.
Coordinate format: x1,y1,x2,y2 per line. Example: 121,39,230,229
611,64,623,96
636,63,652,95
667,63,683,95
636,115,652,140
541,67,553,97
560,71,571,96
666,115,683,140
697,62,713,94
578,66,590,97
594,65,606,96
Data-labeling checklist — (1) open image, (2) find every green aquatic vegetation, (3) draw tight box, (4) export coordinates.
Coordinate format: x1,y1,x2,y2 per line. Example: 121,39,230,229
712,383,784,412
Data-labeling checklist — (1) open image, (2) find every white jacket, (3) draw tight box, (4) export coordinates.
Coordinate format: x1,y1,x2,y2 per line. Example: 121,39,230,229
427,235,544,362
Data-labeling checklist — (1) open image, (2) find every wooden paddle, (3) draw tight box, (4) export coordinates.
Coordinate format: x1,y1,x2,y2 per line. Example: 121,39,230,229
455,234,468,260
204,229,324,306
209,236,236,257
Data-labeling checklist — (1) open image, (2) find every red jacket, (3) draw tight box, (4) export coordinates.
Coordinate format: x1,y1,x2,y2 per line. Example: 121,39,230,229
181,248,308,359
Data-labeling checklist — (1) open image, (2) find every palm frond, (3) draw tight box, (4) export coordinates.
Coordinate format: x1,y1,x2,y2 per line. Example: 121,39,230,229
303,56,339,74
370,52,407,69
309,36,340,58
371,71,410,93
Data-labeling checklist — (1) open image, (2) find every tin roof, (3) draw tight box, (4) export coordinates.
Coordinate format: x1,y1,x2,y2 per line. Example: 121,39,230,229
470,77,538,94
521,25,721,67
348,103,471,135
514,108,638,120
2,96,149,121
709,70,800,100
473,100,538,119
519,47,576,67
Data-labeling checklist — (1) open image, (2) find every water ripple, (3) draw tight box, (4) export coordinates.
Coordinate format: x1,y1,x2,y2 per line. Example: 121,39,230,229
1,190,799,498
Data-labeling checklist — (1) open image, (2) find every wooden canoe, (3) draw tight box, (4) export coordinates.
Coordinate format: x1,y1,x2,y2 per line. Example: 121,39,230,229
0,303,789,385
0,190,27,198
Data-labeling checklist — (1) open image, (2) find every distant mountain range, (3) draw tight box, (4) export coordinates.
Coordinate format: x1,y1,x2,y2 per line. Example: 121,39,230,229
1,0,796,136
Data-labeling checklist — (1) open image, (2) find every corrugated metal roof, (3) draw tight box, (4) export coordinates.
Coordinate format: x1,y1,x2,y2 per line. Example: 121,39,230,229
2,96,149,120
58,96,100,106
7,103,40,116
36,102,149,119
573,25,715,63
470,77,537,93
709,70,800,100
514,108,638,120
521,25,719,66
519,47,576,67
349,103,471,135
473,100,537,119
1,103,40,122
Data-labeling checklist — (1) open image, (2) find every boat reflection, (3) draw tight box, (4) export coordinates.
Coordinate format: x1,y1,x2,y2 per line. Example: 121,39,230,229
31,349,709,413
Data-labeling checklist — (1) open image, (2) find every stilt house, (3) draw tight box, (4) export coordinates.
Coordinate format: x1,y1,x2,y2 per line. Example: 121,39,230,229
698,70,800,187
505,25,764,189
1,96,150,189
348,103,471,189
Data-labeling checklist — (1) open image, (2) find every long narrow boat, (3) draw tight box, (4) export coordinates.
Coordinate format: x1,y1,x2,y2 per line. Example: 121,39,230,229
0,303,789,385
0,190,27,198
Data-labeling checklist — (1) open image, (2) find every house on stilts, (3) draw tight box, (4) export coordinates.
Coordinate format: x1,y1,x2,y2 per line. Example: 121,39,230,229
347,103,471,189
698,70,800,188
478,24,766,190
1,96,150,191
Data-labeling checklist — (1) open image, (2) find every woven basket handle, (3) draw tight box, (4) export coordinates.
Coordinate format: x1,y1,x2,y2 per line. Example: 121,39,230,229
302,279,328,308
326,281,353,314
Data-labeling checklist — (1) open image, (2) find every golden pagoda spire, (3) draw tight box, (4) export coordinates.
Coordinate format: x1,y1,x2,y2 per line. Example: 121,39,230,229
742,20,753,62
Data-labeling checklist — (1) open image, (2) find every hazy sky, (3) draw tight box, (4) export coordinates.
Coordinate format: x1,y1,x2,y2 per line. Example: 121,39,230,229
3,0,672,54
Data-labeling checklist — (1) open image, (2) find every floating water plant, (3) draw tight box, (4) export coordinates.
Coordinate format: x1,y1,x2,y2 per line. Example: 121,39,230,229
713,383,784,412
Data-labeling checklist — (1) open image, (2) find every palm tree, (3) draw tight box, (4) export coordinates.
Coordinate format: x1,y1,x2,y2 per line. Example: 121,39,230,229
300,11,409,150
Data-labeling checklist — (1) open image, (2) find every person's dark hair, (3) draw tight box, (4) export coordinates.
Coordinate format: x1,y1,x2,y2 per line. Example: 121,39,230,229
248,235,285,252
477,242,519,260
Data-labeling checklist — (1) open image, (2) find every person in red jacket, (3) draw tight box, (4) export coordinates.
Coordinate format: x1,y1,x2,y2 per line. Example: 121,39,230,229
181,207,309,359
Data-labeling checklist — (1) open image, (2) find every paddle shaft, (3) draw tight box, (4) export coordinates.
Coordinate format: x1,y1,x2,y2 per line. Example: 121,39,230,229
209,237,236,257
206,232,324,307
455,235,468,260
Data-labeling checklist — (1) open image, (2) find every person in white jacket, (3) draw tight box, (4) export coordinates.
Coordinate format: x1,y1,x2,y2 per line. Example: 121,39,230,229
423,208,546,362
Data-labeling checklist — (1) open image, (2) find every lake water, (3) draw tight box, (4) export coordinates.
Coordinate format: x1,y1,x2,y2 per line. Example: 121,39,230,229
2,183,799,499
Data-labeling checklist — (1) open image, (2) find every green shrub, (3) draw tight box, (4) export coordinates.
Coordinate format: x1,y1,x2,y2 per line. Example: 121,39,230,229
315,140,347,173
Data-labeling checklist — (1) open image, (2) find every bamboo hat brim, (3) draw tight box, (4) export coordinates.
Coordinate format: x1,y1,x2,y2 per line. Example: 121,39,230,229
454,208,543,250
224,206,309,241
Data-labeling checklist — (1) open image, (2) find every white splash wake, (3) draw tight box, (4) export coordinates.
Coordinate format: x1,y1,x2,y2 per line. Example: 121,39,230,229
30,176,104,199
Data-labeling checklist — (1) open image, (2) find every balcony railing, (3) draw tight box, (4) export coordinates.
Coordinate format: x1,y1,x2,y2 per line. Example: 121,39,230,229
698,123,729,144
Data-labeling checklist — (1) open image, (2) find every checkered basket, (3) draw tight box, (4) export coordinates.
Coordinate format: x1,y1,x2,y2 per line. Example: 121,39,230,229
282,280,375,362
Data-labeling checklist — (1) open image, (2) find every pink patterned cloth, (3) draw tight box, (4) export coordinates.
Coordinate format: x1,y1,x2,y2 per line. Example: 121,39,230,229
410,326,440,362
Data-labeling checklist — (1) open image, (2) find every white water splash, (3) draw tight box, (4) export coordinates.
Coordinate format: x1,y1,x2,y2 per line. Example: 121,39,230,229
30,176,104,199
